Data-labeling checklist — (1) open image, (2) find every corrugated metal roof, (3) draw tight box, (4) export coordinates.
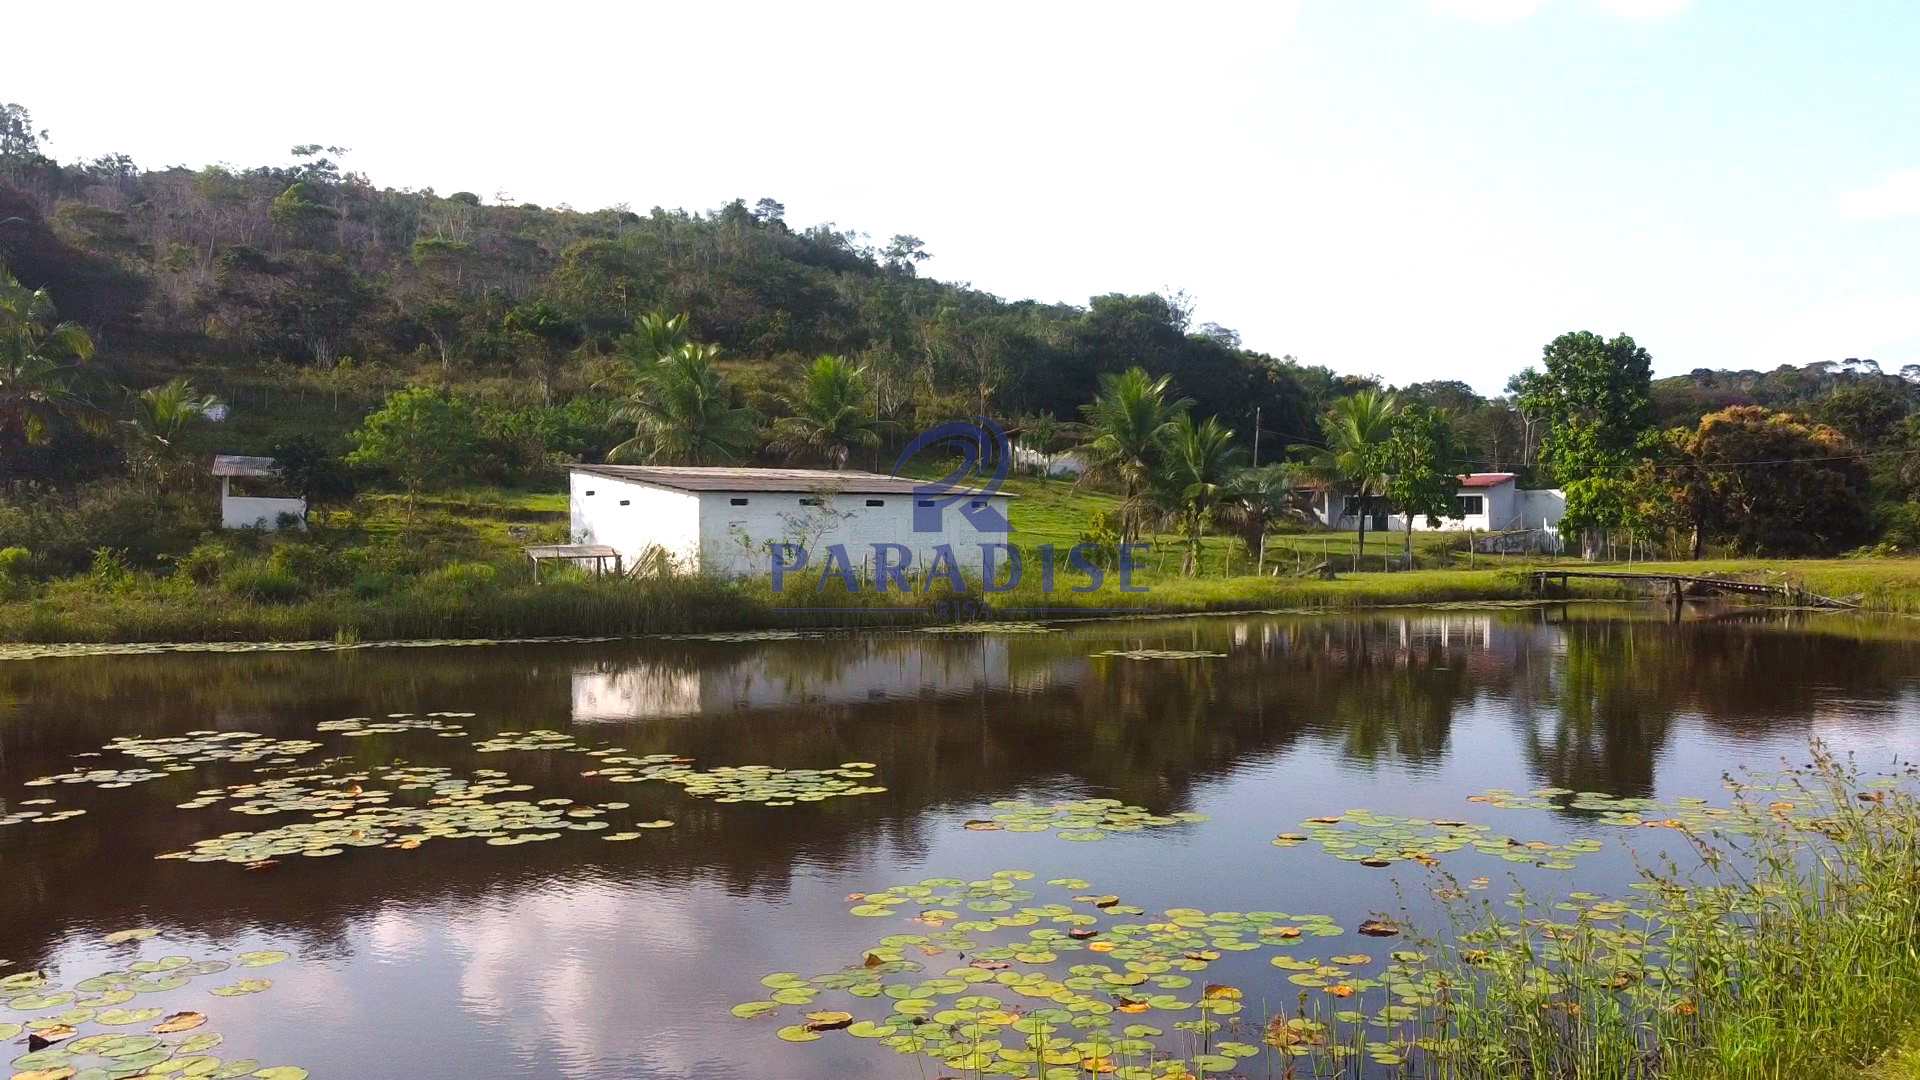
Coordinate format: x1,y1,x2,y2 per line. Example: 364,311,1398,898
1459,473,1516,488
570,465,1011,498
211,455,277,477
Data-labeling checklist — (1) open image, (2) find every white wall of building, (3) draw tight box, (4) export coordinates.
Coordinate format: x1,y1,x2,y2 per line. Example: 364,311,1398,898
221,496,306,530
569,472,702,569
568,470,1013,580
694,488,1014,579
1324,481,1565,533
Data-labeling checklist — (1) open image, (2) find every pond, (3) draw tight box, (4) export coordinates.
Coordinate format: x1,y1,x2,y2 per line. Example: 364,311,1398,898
3,603,1920,1078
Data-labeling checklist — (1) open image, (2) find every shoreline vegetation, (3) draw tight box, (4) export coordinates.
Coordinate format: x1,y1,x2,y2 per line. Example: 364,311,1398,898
6,557,1920,646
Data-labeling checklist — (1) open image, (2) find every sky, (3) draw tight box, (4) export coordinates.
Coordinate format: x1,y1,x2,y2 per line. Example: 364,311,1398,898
9,0,1919,393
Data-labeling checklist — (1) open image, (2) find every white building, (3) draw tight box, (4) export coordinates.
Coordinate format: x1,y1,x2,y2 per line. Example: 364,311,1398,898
1311,472,1565,535
567,465,1015,579
212,455,306,531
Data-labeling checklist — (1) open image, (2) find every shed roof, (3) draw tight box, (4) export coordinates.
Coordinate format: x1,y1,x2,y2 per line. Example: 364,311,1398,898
211,455,277,478
570,465,1011,498
1459,473,1517,489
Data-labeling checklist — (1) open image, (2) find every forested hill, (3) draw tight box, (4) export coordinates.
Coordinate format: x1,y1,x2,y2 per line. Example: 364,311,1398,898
0,111,1371,449
3,101,1915,478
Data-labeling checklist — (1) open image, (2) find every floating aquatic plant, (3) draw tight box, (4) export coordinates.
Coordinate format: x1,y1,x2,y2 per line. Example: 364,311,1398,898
585,755,886,805
0,798,85,827
1091,649,1227,661
1273,810,1604,871
960,799,1207,842
918,622,1056,635
317,713,471,737
1,932,306,1079
743,871,1402,1078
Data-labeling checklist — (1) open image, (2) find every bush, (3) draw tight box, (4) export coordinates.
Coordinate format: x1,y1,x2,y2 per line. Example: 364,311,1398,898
0,546,31,581
266,543,348,586
412,561,500,597
222,565,308,604
0,546,31,600
0,482,214,573
172,541,232,585
88,548,135,593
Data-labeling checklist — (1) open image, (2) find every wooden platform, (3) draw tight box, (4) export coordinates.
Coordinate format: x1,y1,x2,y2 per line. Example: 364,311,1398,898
524,544,622,582
1529,569,1855,608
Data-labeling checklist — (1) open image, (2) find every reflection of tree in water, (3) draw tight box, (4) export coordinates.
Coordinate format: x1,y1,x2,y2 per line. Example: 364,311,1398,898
1514,614,1920,798
5,612,1917,965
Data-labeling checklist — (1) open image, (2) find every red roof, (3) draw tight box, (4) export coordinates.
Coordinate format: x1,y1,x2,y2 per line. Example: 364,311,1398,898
1458,473,1516,488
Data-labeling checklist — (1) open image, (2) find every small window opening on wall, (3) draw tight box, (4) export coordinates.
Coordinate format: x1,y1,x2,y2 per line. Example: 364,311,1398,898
917,499,935,508
866,499,886,507
799,497,823,506
618,499,631,506
971,500,987,509
584,490,595,496
730,497,749,506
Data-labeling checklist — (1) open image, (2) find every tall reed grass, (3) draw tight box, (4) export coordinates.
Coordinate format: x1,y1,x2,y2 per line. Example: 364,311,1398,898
1384,745,1920,1080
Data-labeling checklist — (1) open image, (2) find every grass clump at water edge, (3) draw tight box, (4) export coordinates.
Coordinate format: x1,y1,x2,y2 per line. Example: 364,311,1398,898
1361,744,1920,1080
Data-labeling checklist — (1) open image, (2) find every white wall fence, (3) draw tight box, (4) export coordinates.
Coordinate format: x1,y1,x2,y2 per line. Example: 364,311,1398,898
221,496,307,530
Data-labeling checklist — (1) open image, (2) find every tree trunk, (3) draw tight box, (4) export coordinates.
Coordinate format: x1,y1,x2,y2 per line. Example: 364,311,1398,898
1405,513,1414,571
1689,522,1703,560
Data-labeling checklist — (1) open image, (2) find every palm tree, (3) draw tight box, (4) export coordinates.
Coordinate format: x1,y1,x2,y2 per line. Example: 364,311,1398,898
1215,464,1300,575
0,267,101,446
768,354,883,469
1294,389,1399,560
1160,413,1245,575
614,311,691,380
1079,367,1191,544
609,343,760,464
128,377,222,446
124,377,224,488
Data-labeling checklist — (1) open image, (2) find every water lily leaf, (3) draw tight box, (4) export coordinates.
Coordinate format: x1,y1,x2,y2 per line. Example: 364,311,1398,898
208,980,271,997
775,1025,821,1043
102,929,160,945
149,1011,207,1034
730,1001,780,1019
802,1011,854,1032
95,1008,164,1026
250,1069,308,1080
1357,920,1401,937
846,1020,897,1038
235,951,289,968
10,1068,77,1080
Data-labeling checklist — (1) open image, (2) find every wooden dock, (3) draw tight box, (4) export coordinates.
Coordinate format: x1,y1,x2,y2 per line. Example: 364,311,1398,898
1529,569,1857,608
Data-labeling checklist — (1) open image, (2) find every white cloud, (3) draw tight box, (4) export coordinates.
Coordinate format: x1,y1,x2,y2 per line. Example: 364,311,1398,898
1593,0,1692,17
1430,0,1690,20
1838,168,1920,220
1430,0,1546,22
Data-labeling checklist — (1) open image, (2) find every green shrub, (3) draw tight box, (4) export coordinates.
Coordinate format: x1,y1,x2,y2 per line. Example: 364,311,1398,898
266,543,347,586
0,546,31,580
88,548,135,593
0,482,214,573
173,541,233,585
413,561,500,596
350,572,396,599
222,565,308,604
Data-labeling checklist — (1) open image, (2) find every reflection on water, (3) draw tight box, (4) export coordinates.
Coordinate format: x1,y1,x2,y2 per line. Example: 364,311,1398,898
2,605,1919,1078
571,637,1013,720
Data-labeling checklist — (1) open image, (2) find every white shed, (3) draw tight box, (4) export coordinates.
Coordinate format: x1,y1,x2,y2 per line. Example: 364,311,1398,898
211,455,307,531
1311,473,1565,534
567,465,1014,579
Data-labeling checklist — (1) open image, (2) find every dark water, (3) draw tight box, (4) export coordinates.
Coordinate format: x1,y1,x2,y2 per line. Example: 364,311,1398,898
4,604,1920,1078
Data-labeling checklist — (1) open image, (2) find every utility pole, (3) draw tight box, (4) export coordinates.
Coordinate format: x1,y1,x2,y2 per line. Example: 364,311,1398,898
1252,406,1261,468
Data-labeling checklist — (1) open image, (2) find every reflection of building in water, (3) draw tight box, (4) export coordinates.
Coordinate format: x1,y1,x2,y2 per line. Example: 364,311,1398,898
572,639,1013,721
